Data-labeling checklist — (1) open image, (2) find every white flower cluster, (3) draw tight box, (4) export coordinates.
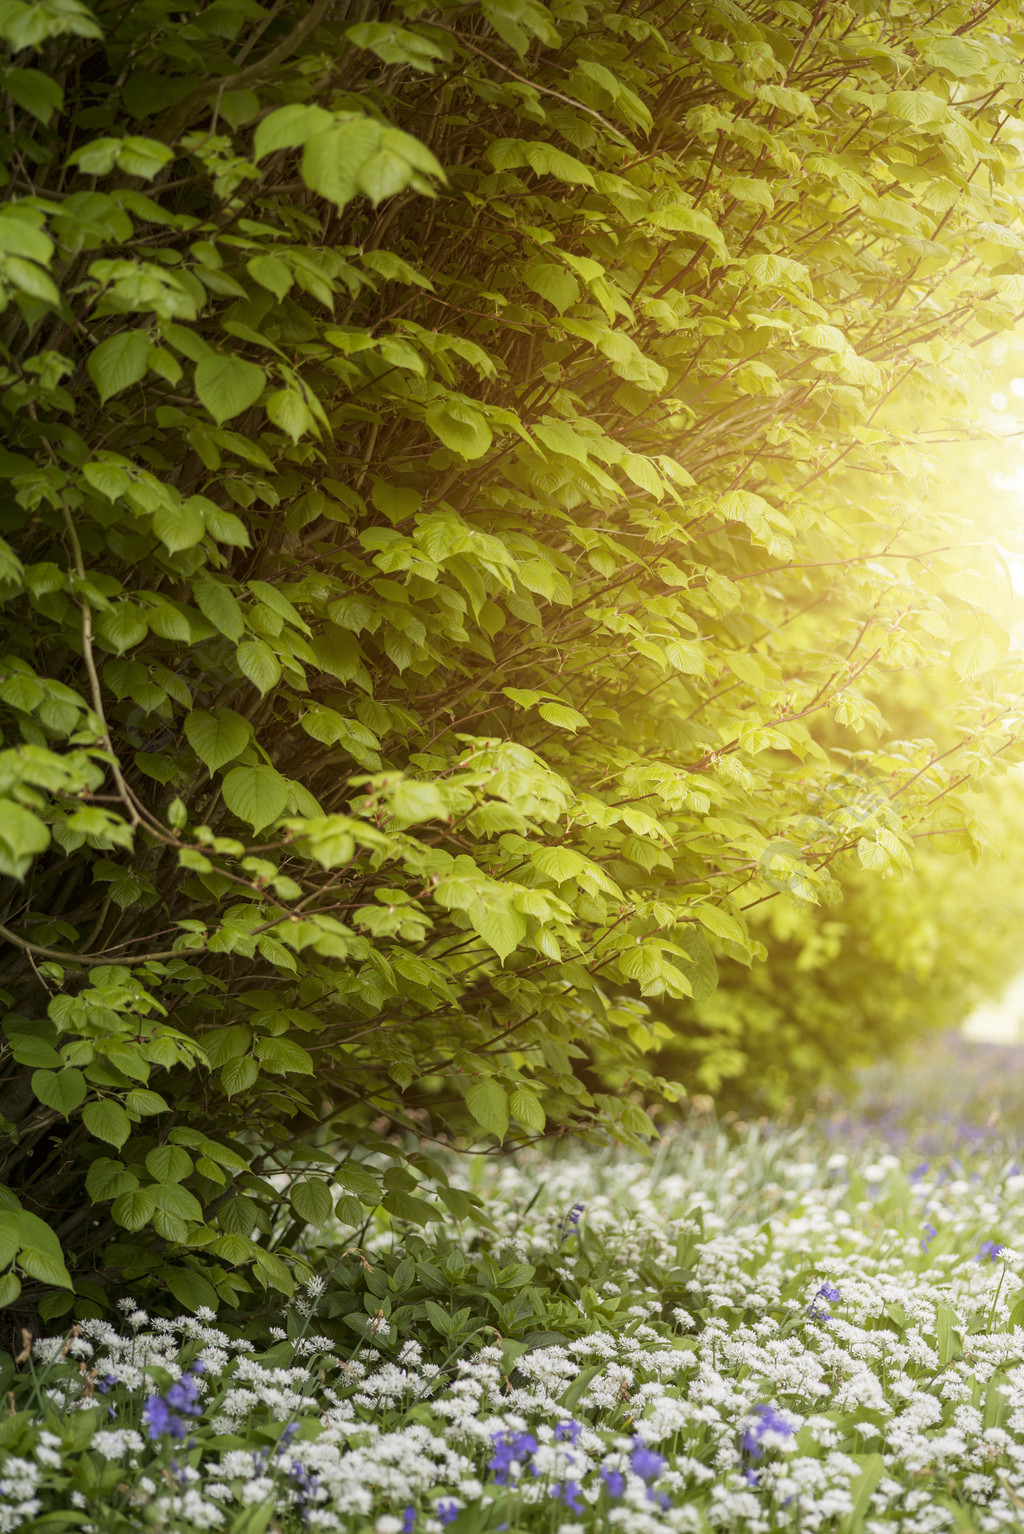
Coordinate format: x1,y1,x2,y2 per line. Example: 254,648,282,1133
6,1123,1024,1532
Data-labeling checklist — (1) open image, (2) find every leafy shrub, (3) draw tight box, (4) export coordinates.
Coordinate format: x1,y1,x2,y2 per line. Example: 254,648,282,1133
651,776,1024,1113
2,0,1024,1319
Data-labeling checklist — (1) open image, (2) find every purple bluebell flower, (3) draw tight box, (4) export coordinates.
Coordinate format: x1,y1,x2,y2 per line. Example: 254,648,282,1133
142,1370,203,1443
142,1394,170,1439
558,1481,585,1513
561,1202,585,1242
165,1373,202,1417
920,1222,938,1253
287,1457,321,1523
742,1404,794,1460
807,1280,841,1320
402,1508,416,1534
601,1467,625,1498
977,1240,1004,1262
488,1429,538,1485
629,1437,666,1483
554,1419,582,1445
437,1501,459,1527
142,1394,181,1441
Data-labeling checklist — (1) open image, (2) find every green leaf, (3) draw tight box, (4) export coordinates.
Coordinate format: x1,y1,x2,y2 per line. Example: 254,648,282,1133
0,801,50,880
17,1246,73,1290
150,1182,202,1220
6,68,64,125
85,1158,139,1202
37,1289,74,1322
691,905,747,944
510,1086,545,1133
221,1056,259,1096
302,116,383,209
935,1303,962,1368
252,1249,294,1297
290,1179,333,1226
87,331,150,403
195,354,267,424
144,1144,193,1183
465,1078,509,1140
537,701,588,732
164,1266,220,1313
82,1100,131,1149
31,1068,86,1118
649,204,728,258
618,943,667,995
236,638,281,694
4,1027,61,1069
6,257,59,306
843,1454,885,1534
220,1195,257,1231
382,1188,437,1224
9,1210,63,1257
99,603,149,653
253,103,333,160
194,575,245,640
424,399,492,460
678,928,718,1003
152,496,205,553
202,1024,252,1067
469,900,527,962
0,216,52,266
424,1298,458,1335
246,256,293,299
124,1088,169,1117
621,1101,657,1137
0,1271,22,1309
110,1188,157,1232
389,779,448,824
358,148,414,205
531,845,588,883
522,259,579,313
336,1164,382,1204
254,1035,314,1075
266,388,313,442
205,504,250,547
184,709,252,772
209,1232,255,1267
951,634,1001,682
222,764,289,829
886,90,946,126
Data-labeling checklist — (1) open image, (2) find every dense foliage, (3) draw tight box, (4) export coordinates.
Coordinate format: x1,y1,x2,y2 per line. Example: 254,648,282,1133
3,0,1024,1320
5,1110,1024,1532
654,777,1024,1112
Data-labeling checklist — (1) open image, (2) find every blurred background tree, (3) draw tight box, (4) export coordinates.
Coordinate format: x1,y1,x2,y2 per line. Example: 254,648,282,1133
651,352,1024,1113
